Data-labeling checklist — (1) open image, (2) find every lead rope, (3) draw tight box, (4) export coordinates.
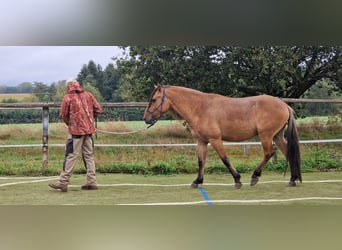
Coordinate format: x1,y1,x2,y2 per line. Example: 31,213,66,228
96,122,155,135
96,86,165,135
95,116,98,139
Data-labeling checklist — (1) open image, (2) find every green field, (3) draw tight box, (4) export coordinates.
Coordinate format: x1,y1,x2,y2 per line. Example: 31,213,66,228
1,172,342,205
0,93,33,102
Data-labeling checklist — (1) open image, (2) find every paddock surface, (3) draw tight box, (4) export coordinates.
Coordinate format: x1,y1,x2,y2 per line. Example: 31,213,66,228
1,172,342,205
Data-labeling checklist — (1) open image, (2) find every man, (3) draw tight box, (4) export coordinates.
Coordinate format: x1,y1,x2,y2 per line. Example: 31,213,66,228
49,78,102,192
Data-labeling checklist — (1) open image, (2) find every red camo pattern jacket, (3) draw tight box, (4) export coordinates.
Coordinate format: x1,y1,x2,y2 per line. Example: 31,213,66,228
60,82,102,135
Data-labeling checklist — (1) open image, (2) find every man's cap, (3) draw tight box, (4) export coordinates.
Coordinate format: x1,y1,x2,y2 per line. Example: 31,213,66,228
66,78,77,85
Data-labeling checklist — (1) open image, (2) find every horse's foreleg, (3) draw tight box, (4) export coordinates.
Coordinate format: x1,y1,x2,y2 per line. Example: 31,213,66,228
251,139,275,186
190,141,208,188
210,139,242,189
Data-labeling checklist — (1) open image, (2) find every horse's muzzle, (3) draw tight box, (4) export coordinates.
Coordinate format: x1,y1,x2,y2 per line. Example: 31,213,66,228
143,115,154,125
144,118,157,126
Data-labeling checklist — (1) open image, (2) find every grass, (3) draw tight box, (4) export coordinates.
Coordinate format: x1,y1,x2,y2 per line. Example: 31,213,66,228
0,117,341,205
1,172,342,205
0,118,341,176
0,93,33,102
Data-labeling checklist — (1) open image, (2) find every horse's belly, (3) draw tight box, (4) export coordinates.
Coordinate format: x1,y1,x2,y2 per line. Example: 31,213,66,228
221,125,257,142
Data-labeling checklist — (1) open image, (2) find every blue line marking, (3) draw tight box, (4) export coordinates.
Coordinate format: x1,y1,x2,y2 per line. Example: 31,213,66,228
199,186,213,206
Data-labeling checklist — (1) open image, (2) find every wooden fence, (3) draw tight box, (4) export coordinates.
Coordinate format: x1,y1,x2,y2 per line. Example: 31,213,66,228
0,98,341,168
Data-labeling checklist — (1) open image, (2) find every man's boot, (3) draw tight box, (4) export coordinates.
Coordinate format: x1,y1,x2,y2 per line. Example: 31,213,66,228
81,184,98,190
48,182,68,192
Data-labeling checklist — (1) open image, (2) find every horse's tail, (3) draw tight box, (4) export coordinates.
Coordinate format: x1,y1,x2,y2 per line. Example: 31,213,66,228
286,107,302,182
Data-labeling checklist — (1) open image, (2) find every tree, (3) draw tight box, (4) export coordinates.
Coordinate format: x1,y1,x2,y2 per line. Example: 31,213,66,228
116,46,342,101
225,46,342,98
83,82,103,102
32,82,49,101
87,60,101,80
33,82,59,102
301,79,342,116
116,46,211,101
55,80,67,101
76,60,109,101
48,83,57,101
17,82,33,93
77,64,90,84
103,63,121,101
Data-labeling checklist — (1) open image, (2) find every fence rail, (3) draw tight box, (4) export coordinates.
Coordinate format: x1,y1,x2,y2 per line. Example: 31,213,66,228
0,98,341,109
1,139,342,148
0,98,341,168
0,102,148,109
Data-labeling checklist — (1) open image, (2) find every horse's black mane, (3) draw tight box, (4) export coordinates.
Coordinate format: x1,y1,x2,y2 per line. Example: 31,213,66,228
148,87,158,102
148,85,170,102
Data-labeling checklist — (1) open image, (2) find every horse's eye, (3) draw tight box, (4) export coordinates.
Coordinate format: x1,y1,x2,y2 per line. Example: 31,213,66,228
151,99,156,103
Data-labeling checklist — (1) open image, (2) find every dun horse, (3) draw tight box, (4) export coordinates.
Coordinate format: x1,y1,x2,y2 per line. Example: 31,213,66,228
143,84,301,189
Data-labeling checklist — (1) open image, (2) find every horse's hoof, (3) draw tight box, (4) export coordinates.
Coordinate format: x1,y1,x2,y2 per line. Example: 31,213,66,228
234,182,242,189
250,177,259,186
190,183,199,188
288,181,296,187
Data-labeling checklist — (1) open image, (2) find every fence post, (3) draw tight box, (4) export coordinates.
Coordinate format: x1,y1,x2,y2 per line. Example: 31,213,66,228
42,106,49,168
243,144,248,155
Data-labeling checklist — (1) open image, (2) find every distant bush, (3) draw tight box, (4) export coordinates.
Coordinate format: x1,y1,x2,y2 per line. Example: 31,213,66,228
1,98,19,103
0,109,61,124
0,107,148,124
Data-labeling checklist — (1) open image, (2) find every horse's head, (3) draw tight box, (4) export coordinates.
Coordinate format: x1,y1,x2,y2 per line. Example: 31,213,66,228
143,84,169,125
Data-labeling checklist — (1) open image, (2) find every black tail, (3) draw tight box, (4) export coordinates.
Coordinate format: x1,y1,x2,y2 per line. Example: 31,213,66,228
286,108,302,182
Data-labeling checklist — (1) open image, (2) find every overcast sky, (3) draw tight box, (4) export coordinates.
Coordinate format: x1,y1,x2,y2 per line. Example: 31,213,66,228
0,46,124,86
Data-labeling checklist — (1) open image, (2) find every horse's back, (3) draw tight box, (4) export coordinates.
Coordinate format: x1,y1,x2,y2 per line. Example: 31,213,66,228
226,94,288,115
204,94,286,117
202,94,290,141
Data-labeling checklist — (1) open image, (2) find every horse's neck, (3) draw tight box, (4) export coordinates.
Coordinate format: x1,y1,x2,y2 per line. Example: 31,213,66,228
167,87,204,122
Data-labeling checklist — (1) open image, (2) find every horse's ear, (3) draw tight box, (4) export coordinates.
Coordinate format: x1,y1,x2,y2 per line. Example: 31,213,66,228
154,83,162,90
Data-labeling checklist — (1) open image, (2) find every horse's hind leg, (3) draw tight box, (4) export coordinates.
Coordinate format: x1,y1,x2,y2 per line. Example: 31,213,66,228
273,128,287,157
209,139,242,189
251,138,275,186
191,140,208,188
273,127,298,187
